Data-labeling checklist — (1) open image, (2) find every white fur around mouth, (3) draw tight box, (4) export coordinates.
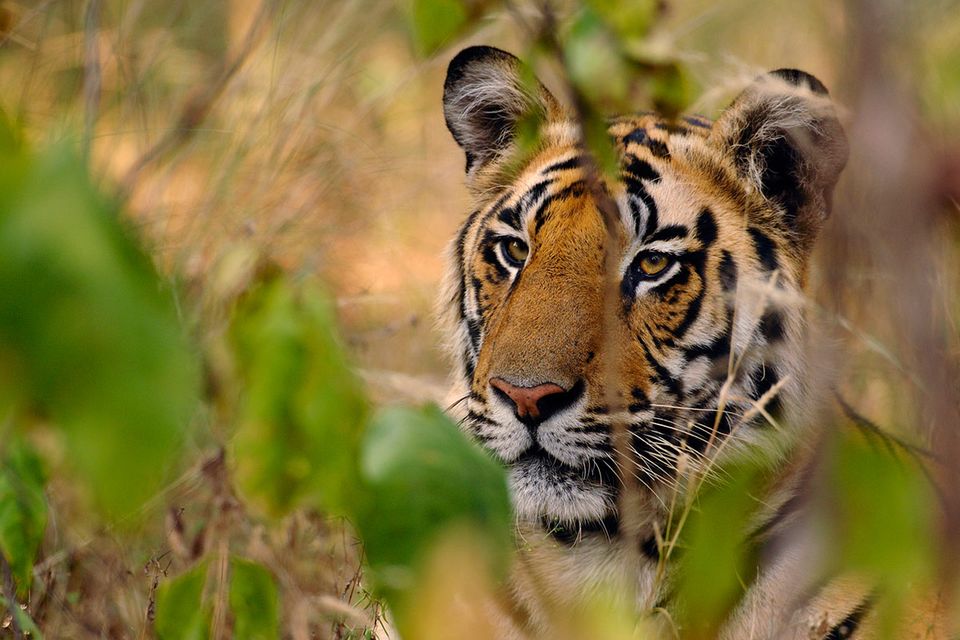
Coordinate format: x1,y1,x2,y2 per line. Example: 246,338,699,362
509,455,614,523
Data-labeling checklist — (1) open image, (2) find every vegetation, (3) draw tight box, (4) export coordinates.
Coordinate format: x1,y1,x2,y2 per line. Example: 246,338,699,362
0,0,958,638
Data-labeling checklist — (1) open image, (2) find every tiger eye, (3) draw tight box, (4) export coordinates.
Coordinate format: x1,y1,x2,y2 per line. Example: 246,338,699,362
504,238,529,265
639,253,670,276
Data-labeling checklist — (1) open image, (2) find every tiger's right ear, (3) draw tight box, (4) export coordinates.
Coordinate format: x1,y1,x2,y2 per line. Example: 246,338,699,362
443,46,561,178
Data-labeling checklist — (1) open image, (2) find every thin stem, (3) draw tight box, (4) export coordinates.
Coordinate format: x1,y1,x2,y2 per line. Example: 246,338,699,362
0,551,23,640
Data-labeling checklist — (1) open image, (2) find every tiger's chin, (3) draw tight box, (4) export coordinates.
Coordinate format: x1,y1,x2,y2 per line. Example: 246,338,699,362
508,452,616,526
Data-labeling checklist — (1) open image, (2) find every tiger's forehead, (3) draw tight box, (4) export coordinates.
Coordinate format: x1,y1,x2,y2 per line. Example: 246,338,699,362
478,114,748,239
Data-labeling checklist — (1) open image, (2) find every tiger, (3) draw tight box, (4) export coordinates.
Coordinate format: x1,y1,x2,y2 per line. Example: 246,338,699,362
437,45,952,639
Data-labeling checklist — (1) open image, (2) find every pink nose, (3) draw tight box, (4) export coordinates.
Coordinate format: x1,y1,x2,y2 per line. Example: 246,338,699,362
489,378,566,420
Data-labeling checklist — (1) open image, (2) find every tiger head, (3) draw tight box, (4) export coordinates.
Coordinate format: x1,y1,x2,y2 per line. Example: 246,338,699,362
439,46,847,537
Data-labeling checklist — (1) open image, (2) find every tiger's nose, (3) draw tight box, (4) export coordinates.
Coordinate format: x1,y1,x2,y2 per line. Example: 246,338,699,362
489,377,572,425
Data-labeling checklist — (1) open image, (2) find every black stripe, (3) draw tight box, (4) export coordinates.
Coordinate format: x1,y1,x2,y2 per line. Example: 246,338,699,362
687,410,736,454
543,156,581,174
633,189,660,240
454,210,480,321
640,535,660,560
695,208,718,247
520,179,551,208
748,365,782,418
671,289,703,340
466,316,482,353
466,410,496,426
623,166,659,239
544,513,620,545
625,193,645,236
533,180,586,233
824,598,872,640
750,487,803,544
759,311,785,342
668,249,707,340
748,227,779,272
684,336,730,363
480,231,510,280
483,191,512,227
719,250,738,292
497,206,520,228
624,155,661,183
462,346,475,380
632,427,680,480
771,68,829,96
644,138,670,159
473,276,490,318
641,341,683,397
654,121,691,136
494,179,553,232
684,116,711,129
648,224,687,243
623,127,647,145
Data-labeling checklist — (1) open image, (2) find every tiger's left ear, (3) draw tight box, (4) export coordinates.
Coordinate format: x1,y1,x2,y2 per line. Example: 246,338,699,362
443,46,562,185
712,69,848,250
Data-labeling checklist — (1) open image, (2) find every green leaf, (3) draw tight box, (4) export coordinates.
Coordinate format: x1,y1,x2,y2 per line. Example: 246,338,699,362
230,277,367,518
155,562,211,640
229,558,279,640
407,0,468,56
352,405,511,621
827,426,936,632
0,143,200,520
565,9,632,109
0,438,47,596
585,0,656,40
0,108,21,154
649,62,697,120
675,463,766,635
0,594,44,639
582,105,620,179
830,430,936,578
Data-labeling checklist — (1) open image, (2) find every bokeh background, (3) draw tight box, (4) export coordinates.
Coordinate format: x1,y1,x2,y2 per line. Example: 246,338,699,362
1,0,958,637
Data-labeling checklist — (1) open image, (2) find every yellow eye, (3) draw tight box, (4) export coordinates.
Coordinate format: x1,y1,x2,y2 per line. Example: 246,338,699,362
638,252,671,276
502,238,529,266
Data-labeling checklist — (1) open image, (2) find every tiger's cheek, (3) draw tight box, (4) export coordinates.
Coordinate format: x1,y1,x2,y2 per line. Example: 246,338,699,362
625,265,705,343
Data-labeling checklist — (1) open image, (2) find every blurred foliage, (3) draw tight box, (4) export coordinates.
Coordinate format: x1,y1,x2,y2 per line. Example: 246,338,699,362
406,0,470,55
565,9,634,107
585,0,656,39
227,275,514,636
353,404,512,627
826,427,939,635
0,438,47,596
0,104,512,638
155,561,211,640
229,558,281,640
674,463,767,637
0,121,200,520
567,2,695,116
230,276,367,518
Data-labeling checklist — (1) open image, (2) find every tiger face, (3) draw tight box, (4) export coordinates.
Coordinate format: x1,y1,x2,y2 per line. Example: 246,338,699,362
440,46,847,540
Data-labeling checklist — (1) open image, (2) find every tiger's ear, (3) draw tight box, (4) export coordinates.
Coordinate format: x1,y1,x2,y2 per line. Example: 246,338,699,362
712,69,848,249
443,46,561,179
